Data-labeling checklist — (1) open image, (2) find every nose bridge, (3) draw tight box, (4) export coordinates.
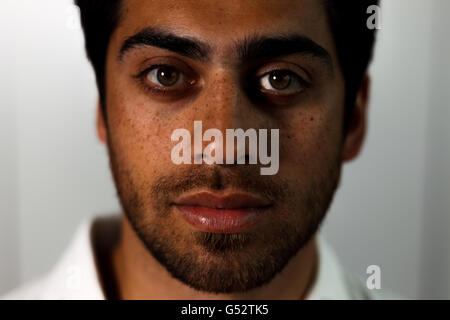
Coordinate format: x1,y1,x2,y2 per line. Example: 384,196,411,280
198,69,241,131
191,68,251,166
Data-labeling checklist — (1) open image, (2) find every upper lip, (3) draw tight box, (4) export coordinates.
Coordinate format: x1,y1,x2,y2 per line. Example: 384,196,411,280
173,191,273,209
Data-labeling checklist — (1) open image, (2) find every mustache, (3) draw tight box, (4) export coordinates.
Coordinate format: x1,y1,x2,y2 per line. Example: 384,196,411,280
150,165,289,204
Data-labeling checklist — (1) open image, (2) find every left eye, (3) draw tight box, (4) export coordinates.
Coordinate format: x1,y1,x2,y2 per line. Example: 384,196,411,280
259,70,303,94
146,66,183,88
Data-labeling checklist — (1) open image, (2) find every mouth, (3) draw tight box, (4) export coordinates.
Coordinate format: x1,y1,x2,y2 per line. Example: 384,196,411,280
172,191,273,233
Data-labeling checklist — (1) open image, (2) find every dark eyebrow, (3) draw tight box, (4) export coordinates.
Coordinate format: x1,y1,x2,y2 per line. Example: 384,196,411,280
119,27,211,61
236,35,333,71
119,28,332,72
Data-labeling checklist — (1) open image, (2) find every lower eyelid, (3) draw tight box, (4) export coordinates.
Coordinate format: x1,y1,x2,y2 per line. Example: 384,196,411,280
137,73,199,99
260,88,304,96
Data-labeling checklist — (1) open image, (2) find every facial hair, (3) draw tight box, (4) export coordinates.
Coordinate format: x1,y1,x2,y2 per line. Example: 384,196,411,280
107,140,342,293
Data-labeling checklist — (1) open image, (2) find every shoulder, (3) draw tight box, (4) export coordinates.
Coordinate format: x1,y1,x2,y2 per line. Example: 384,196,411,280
1,215,120,300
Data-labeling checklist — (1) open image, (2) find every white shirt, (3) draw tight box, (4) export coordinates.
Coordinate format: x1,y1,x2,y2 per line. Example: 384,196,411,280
1,215,399,300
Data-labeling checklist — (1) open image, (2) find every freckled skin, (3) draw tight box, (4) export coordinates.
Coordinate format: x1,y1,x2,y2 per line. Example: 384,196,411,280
106,0,345,199
98,0,369,299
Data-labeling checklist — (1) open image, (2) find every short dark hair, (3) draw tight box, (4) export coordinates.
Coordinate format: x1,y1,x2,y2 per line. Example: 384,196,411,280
324,0,380,127
75,0,122,113
75,0,379,125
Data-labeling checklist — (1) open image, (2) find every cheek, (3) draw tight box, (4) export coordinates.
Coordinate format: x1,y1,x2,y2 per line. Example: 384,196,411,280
104,53,180,177
106,91,177,178
278,71,346,176
279,102,344,178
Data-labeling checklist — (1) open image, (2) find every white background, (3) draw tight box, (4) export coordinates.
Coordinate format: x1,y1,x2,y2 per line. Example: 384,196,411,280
1,0,449,299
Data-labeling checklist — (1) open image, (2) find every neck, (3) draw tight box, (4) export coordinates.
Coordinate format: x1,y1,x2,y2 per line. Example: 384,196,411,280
110,214,318,299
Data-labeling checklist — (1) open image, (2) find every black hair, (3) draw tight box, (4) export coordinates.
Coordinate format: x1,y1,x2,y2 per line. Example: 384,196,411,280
324,0,380,126
75,0,122,112
75,0,379,125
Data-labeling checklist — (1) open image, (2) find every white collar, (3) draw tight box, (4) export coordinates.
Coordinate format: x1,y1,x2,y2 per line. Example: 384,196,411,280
33,217,106,299
305,235,354,300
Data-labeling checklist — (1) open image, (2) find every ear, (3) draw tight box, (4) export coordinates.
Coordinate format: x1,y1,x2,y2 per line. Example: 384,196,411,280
96,102,108,144
342,75,370,162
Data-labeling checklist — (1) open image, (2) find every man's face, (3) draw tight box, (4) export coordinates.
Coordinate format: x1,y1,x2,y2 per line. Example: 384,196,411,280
102,0,347,293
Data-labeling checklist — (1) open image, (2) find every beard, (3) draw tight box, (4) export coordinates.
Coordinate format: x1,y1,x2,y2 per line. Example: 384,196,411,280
107,140,342,294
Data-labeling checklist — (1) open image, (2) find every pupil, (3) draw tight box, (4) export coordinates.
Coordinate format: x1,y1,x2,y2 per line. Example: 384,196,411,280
157,67,178,86
269,71,291,90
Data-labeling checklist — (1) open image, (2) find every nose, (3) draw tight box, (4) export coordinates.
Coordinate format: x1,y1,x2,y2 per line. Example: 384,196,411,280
191,69,254,166
198,69,241,130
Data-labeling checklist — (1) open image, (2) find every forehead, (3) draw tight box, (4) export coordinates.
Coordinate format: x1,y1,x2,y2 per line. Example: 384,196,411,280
112,0,334,57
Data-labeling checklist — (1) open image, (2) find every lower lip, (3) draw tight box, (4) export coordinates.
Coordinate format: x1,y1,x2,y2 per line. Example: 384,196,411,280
174,205,269,233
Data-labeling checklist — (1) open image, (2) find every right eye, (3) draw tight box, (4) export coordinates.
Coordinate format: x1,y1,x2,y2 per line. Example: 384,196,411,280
135,62,199,99
145,65,184,88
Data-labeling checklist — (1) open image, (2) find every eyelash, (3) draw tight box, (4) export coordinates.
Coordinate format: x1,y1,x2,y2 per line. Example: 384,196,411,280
134,64,311,99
